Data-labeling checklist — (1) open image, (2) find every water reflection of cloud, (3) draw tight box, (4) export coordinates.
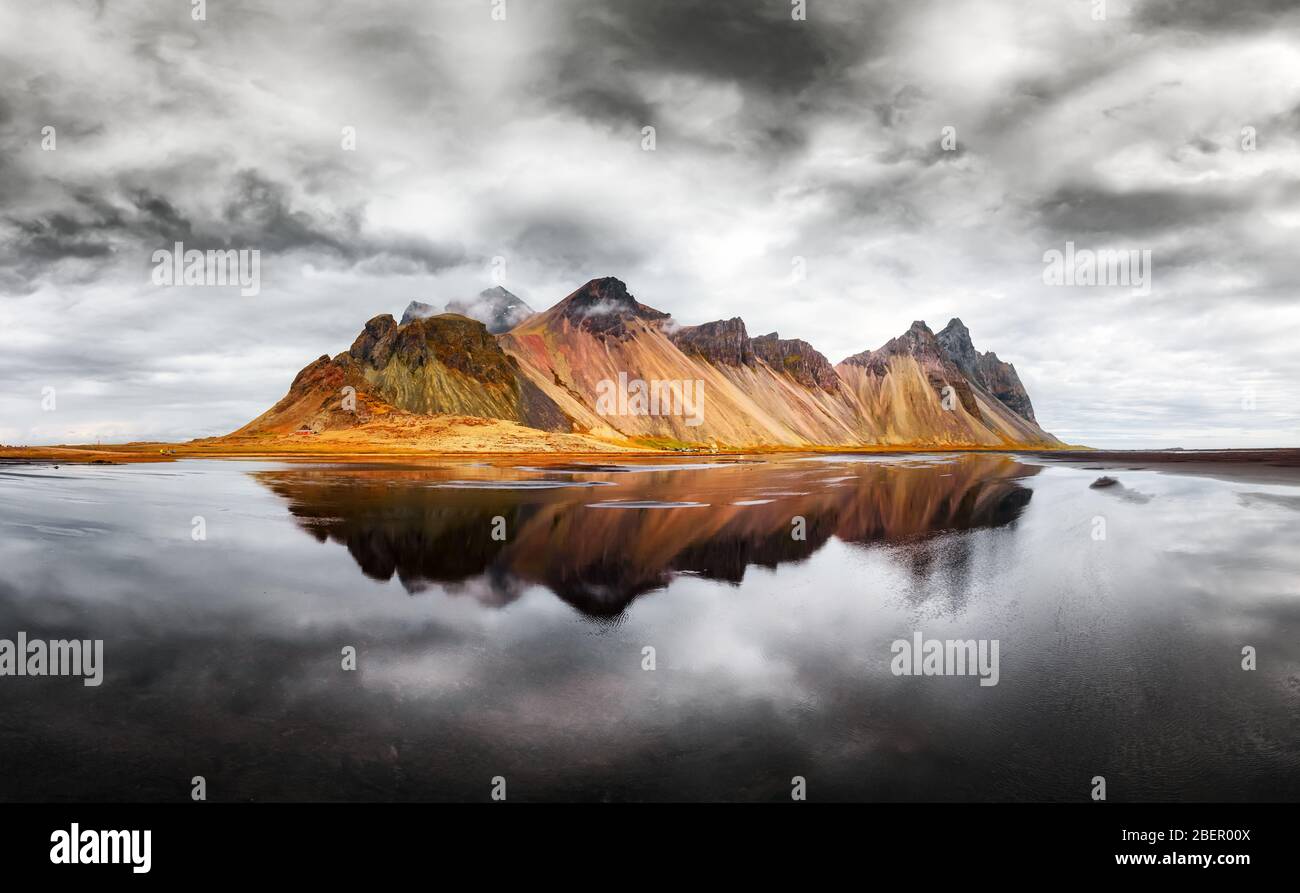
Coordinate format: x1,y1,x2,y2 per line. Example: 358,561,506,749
4,459,1297,801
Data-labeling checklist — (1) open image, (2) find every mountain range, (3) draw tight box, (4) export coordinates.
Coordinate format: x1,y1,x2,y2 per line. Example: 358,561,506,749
233,277,1060,450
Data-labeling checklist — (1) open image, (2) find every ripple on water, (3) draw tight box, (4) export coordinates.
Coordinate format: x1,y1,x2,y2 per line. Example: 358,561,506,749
586,500,709,509
430,480,616,489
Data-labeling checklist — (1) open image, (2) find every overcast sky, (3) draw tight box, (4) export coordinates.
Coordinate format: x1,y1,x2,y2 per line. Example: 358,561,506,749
2,0,1299,448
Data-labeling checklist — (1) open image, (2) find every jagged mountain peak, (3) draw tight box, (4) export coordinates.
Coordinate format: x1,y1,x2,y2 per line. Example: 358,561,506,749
445,286,534,333
399,301,436,325
937,317,977,360
669,317,756,366
936,318,977,360
934,318,1037,423
751,332,839,391
548,277,670,338
836,318,981,416
902,321,947,350
668,321,838,389
400,288,534,332
354,314,399,357
351,311,503,374
843,319,945,368
565,277,647,312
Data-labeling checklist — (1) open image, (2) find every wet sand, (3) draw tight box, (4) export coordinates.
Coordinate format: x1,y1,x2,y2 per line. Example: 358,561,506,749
1022,449,1300,486
7,443,1300,488
4,451,1298,801
0,441,1061,465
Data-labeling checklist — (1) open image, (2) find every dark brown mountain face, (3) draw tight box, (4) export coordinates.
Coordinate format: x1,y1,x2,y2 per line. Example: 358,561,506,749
351,313,568,429
352,313,511,381
751,332,839,390
555,276,670,339
937,318,1037,422
349,313,399,366
236,311,572,436
668,319,840,392
669,318,757,366
976,353,1035,422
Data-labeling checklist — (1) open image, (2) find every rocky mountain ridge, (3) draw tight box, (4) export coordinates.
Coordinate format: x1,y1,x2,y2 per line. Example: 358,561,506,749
235,276,1059,450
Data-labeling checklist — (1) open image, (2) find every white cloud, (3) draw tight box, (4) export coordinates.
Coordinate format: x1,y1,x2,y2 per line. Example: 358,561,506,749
1,0,1299,447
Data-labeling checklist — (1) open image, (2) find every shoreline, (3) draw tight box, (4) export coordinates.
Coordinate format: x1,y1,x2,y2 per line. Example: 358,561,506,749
6,444,1300,486
1022,448,1300,486
2,440,1088,465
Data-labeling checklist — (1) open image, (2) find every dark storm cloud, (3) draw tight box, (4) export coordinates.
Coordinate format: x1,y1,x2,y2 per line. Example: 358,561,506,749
820,176,931,232
533,0,887,154
1186,135,1222,155
0,0,473,293
546,78,658,137
323,20,452,113
1030,184,1253,238
1136,0,1300,30
499,212,649,279
0,170,466,291
218,172,467,271
872,84,928,130
574,0,846,94
217,171,356,256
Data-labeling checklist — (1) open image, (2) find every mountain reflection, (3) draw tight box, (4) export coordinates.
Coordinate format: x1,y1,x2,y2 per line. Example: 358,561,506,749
253,455,1038,617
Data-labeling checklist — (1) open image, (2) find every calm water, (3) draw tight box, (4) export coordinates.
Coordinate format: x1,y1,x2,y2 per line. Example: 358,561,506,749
0,454,1297,802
